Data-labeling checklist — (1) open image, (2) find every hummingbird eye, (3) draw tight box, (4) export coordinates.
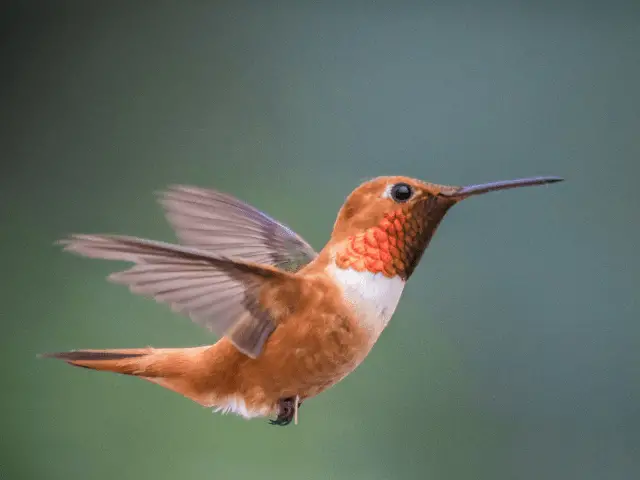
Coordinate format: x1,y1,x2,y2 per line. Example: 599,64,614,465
390,183,413,203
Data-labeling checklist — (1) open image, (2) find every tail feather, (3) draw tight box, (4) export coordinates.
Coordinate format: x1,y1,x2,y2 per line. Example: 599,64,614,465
40,347,160,375
40,346,219,406
41,350,146,361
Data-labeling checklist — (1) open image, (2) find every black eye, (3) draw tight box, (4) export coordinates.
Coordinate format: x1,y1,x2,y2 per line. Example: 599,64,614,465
390,183,413,202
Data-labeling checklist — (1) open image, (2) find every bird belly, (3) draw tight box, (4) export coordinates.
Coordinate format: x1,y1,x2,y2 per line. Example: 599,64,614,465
205,309,373,418
196,273,383,419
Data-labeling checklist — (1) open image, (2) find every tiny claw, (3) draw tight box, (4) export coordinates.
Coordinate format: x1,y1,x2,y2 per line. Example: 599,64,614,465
269,417,293,427
269,396,302,427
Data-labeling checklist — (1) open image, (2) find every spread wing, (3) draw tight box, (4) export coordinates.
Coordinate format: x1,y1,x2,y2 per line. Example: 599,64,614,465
158,185,318,273
59,234,300,358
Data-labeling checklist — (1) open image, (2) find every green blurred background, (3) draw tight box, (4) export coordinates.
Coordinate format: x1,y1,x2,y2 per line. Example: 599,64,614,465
2,1,639,479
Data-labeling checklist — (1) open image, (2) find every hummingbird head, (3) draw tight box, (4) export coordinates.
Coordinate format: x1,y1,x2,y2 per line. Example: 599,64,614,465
330,175,563,280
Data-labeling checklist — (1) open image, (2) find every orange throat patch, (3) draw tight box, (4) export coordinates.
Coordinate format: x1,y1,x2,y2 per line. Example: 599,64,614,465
334,208,426,280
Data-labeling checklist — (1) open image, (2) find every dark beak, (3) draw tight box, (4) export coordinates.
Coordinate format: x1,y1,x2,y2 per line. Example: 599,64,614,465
442,176,564,200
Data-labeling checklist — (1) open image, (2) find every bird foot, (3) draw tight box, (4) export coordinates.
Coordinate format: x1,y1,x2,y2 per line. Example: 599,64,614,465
269,396,302,426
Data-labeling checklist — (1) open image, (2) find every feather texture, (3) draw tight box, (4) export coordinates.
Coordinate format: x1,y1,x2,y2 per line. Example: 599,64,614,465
58,234,297,358
158,185,318,272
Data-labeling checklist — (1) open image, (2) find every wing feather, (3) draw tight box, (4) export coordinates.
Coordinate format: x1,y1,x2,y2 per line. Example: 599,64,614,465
59,234,296,358
158,185,318,272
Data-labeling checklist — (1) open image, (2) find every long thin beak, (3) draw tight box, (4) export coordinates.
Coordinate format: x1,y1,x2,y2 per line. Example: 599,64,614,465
443,176,564,199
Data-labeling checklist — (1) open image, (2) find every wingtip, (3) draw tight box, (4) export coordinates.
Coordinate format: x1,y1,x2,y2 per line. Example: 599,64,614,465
55,236,80,253
55,233,91,246
54,238,69,247
54,234,100,252
163,184,202,195
155,184,203,206
154,185,180,198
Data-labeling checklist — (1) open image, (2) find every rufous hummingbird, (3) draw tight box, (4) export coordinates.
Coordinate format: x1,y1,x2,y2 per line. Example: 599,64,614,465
42,175,562,426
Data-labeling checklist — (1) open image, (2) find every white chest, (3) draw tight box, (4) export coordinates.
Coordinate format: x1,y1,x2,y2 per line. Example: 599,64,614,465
327,264,405,337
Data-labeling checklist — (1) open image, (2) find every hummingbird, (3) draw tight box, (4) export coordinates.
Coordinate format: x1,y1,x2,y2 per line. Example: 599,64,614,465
42,175,562,426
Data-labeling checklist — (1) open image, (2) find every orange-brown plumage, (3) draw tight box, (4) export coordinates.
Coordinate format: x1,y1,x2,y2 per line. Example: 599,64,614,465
42,174,562,425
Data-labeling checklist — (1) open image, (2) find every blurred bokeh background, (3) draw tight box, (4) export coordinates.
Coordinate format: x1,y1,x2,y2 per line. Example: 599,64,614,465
2,1,639,479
